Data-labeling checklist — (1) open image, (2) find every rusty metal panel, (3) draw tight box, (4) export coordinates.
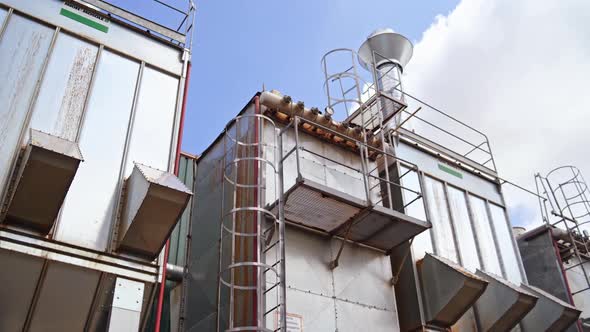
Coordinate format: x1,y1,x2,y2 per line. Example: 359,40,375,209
521,284,581,332
474,270,537,332
29,32,98,141
54,50,138,251
117,163,192,259
6,130,82,233
0,13,54,192
419,253,488,328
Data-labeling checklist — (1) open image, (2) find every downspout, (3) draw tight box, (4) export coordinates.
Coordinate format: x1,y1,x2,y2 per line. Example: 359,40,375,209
155,61,192,332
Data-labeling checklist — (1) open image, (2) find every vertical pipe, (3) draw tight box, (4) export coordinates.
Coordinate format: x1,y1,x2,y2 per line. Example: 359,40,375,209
254,96,261,328
155,61,191,332
277,125,287,332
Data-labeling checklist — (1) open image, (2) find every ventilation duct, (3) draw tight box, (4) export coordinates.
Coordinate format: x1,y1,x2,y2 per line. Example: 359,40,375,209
474,270,538,331
520,284,581,332
418,254,488,327
117,163,192,259
5,129,83,233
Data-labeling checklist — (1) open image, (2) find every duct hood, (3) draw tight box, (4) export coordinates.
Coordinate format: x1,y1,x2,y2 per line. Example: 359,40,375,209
474,270,538,332
418,254,488,328
520,284,581,332
117,163,192,259
5,130,83,233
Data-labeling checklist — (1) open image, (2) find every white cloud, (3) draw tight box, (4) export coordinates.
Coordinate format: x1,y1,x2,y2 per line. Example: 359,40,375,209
404,0,590,228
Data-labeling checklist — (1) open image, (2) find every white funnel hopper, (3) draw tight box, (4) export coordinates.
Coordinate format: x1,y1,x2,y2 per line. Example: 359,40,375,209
358,28,413,72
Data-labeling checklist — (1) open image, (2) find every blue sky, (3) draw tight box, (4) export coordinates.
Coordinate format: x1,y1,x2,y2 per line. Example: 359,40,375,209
111,0,460,154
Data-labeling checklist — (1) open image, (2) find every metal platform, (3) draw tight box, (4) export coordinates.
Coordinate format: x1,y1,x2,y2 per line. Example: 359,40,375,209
282,178,430,252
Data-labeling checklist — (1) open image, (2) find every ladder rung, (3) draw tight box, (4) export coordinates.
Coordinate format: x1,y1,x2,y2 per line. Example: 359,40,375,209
264,260,282,273
264,304,281,316
264,281,280,294
264,240,280,253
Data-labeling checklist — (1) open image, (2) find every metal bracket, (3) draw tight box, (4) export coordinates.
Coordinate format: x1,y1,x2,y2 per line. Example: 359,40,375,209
329,207,371,270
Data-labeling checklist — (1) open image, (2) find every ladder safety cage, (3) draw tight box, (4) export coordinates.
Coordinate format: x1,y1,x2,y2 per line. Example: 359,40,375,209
217,113,287,332
322,48,497,175
536,166,590,296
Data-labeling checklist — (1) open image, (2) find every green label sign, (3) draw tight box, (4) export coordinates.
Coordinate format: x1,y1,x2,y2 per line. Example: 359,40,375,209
438,163,463,179
61,3,109,33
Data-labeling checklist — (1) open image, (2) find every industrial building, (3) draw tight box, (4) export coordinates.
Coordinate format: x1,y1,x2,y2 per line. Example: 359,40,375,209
0,0,195,330
0,0,587,332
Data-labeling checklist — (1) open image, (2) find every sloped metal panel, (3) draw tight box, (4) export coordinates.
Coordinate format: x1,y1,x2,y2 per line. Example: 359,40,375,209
6,130,82,233
521,284,581,332
117,163,192,259
419,253,488,328
474,270,537,332
0,249,44,332
28,261,101,332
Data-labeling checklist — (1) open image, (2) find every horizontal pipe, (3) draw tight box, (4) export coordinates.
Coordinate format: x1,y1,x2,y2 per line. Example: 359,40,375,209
166,263,185,282
260,91,369,143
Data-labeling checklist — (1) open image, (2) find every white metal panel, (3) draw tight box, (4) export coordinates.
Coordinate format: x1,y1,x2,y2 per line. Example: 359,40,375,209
336,299,399,332
123,67,179,177
0,14,54,191
107,278,144,332
29,32,98,141
266,288,336,331
469,195,503,275
55,50,139,250
489,203,523,283
280,226,334,297
331,238,396,311
424,176,458,263
447,186,480,272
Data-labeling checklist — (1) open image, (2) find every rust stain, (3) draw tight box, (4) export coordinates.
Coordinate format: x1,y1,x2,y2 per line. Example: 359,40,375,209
54,46,97,141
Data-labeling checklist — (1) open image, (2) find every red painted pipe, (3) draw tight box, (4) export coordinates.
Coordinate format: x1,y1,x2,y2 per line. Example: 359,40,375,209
155,61,192,332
